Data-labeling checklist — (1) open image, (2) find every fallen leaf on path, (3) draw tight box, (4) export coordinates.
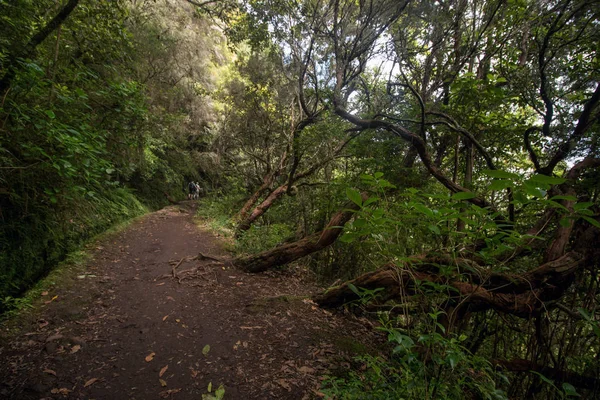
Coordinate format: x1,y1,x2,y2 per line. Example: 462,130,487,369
84,378,98,387
44,295,58,304
41,291,49,296
71,345,81,354
298,366,315,374
162,315,169,321
176,319,180,323
277,379,291,391
46,334,63,342
156,282,165,286
51,388,71,395
240,326,263,330
159,378,167,387
166,296,175,301
202,344,210,356
43,369,57,376
38,320,49,329
159,388,181,398
145,352,156,362
159,365,168,378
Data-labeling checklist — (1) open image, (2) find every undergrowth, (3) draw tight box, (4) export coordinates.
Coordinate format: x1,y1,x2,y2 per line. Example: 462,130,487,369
0,188,148,313
195,193,296,255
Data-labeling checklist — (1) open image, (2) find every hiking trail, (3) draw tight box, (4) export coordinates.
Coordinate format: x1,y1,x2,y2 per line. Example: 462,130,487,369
0,202,381,399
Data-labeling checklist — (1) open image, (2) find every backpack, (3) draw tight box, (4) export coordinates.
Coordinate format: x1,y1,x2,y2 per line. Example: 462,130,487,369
188,181,195,191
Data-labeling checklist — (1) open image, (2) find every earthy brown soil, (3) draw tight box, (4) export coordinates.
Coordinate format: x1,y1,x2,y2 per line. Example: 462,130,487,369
0,202,382,400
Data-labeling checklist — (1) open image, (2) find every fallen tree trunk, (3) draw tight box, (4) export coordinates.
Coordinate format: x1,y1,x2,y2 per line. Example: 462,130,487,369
313,252,585,318
232,194,366,273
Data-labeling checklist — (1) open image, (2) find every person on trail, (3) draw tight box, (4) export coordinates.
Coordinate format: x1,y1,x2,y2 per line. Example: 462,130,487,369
194,182,201,199
188,181,197,200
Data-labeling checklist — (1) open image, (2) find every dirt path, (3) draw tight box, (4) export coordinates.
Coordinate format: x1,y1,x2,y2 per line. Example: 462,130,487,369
0,203,380,399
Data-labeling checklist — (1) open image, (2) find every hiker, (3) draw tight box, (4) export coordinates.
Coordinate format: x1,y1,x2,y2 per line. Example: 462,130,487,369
188,181,197,200
194,182,201,199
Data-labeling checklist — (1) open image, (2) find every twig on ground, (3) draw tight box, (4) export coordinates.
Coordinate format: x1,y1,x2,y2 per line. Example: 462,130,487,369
172,257,186,278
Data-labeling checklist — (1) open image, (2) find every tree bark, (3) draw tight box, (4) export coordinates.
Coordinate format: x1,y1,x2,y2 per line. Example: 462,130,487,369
313,252,584,318
236,131,361,232
0,0,80,96
237,184,288,232
238,173,276,221
232,195,366,273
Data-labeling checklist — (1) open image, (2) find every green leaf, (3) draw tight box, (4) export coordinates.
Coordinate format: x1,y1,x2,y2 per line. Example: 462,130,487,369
346,188,362,207
562,383,581,397
489,179,512,191
482,169,519,180
339,232,359,243
530,371,554,387
215,385,225,399
414,203,434,218
447,353,459,369
208,382,212,393
559,218,572,227
451,191,476,200
581,216,600,228
348,283,360,296
550,195,578,201
529,174,566,185
374,172,384,179
363,197,378,206
428,225,441,235
45,110,56,119
353,218,367,228
573,202,594,211
202,344,210,356
523,183,546,198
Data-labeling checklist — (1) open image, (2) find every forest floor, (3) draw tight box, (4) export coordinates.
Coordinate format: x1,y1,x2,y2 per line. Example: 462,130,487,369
0,202,383,400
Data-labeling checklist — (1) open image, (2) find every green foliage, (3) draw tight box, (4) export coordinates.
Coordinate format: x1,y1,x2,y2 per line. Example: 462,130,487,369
0,0,231,306
237,223,294,254
322,317,508,400
202,382,225,400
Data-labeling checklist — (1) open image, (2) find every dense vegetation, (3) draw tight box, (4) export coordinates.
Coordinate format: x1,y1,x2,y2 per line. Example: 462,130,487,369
2,0,599,398
0,0,230,307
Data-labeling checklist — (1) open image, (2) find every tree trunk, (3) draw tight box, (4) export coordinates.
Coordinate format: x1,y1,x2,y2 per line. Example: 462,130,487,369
313,252,584,317
232,195,365,273
237,184,288,232
237,175,275,221
236,132,361,232
457,140,473,231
